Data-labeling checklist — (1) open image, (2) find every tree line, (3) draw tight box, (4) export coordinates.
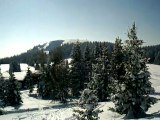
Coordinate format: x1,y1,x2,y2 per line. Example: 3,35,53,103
0,39,160,67
143,44,160,65
0,41,113,66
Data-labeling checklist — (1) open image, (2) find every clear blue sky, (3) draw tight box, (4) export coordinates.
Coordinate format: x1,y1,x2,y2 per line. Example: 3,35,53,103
0,0,160,58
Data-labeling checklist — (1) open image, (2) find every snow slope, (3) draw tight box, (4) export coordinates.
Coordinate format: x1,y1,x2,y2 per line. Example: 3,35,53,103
0,64,160,120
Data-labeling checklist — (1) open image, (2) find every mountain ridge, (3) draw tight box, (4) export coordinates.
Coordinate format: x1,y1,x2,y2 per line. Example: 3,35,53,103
0,40,160,65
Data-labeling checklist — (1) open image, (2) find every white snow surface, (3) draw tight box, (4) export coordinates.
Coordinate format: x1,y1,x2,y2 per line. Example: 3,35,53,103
61,39,88,45
20,63,35,72
1,64,160,120
14,72,27,81
65,58,72,64
0,63,36,81
0,64,10,73
43,42,50,49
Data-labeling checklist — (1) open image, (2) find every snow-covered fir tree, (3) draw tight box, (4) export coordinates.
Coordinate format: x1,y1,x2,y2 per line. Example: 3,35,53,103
73,88,102,120
100,44,112,100
53,60,70,103
9,62,21,73
3,72,22,106
93,42,102,63
37,48,70,102
23,67,33,93
39,49,47,71
37,64,53,99
37,48,56,99
50,47,69,102
70,41,84,97
112,23,156,119
88,44,112,102
83,44,92,85
111,38,126,94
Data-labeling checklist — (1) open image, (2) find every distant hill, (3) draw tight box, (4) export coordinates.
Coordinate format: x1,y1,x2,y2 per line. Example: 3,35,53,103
43,40,64,51
0,40,64,65
0,40,114,66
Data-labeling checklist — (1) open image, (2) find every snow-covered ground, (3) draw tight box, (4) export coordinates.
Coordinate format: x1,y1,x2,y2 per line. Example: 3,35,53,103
0,63,36,81
61,39,88,45
0,64,9,73
0,64,160,120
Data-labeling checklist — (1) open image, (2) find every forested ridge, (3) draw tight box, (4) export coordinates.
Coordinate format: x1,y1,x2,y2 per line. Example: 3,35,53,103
0,41,114,66
0,40,159,66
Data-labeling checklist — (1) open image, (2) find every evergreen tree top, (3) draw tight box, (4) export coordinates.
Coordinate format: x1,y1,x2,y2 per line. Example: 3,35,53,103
84,44,91,61
71,41,82,62
126,23,143,46
115,37,122,47
128,22,138,40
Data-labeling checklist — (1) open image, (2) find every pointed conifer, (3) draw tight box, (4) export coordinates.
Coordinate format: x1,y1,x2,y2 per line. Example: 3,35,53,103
112,23,156,119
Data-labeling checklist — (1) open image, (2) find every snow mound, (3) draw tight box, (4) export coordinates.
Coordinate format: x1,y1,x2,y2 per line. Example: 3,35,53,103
14,72,27,81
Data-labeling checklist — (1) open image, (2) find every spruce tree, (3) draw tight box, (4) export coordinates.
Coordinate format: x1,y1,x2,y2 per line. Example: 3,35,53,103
93,42,101,63
9,62,21,72
100,45,112,101
111,38,126,94
23,67,34,93
112,23,156,119
37,71,46,98
50,47,63,64
37,64,53,99
37,49,51,99
37,48,70,102
39,49,47,71
83,44,92,85
70,41,84,97
53,61,70,103
73,88,102,120
49,47,69,102
4,72,22,106
88,45,111,102
9,63,13,74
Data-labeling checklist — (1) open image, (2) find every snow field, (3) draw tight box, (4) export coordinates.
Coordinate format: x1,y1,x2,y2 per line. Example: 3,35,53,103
0,64,160,120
